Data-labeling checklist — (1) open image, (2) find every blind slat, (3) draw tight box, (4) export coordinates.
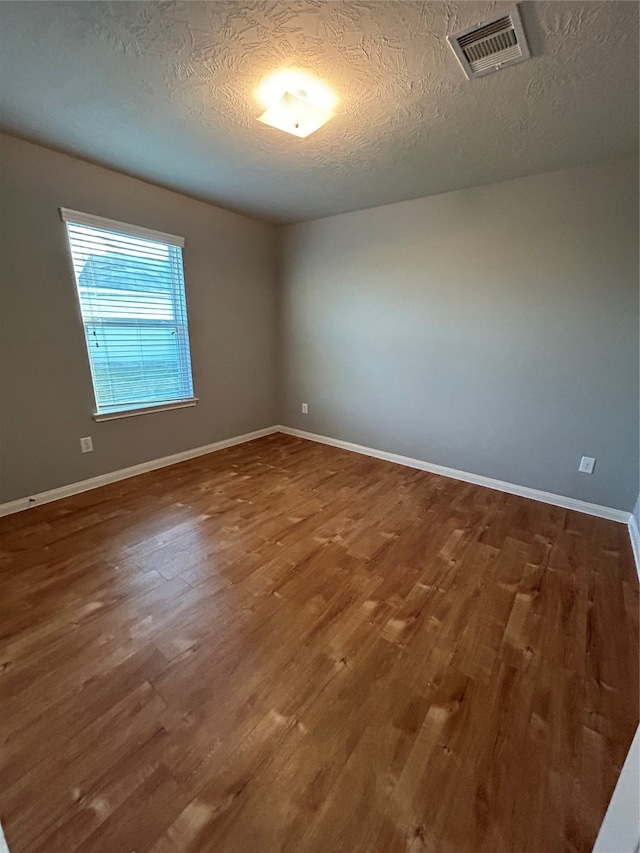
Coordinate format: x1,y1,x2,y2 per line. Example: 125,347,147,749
61,208,185,247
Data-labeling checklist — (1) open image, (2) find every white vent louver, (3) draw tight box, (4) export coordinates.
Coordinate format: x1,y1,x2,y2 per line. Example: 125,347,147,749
447,6,530,79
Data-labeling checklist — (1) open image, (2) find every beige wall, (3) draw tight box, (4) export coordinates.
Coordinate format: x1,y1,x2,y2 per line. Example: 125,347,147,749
279,156,639,511
0,134,279,503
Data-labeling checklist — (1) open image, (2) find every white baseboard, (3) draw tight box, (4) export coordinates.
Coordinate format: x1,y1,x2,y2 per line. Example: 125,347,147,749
628,515,640,581
277,425,632,524
0,426,279,518
2,424,634,535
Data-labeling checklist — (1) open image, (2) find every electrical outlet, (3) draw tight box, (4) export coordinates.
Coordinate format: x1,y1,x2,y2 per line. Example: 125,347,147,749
301,403,309,414
80,436,93,453
579,456,596,474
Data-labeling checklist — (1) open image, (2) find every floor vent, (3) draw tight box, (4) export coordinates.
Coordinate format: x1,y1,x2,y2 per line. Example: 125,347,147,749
447,6,530,79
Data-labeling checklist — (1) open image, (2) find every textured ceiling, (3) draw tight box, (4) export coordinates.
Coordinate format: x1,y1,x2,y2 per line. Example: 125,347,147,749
0,1,637,223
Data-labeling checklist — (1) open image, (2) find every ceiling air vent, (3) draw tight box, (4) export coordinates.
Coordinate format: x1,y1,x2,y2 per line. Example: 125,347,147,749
447,6,530,79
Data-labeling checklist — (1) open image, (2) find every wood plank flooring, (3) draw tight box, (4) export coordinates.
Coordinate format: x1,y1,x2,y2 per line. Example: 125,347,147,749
0,433,637,853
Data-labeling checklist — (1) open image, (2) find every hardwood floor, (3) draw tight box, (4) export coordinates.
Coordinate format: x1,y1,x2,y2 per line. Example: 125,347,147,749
0,433,637,853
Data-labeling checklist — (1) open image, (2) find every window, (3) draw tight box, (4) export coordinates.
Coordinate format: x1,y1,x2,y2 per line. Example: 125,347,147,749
61,209,196,420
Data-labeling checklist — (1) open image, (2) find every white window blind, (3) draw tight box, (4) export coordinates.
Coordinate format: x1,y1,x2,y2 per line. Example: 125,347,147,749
61,208,195,417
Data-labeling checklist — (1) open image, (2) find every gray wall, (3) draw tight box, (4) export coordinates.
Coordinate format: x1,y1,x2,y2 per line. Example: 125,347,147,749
280,156,639,511
0,134,279,503
2,138,637,512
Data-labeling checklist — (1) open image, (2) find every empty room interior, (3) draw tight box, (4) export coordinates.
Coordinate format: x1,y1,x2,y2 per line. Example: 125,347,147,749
0,2,639,852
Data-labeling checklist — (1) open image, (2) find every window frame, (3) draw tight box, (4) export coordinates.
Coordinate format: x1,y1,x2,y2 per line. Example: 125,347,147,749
60,208,198,421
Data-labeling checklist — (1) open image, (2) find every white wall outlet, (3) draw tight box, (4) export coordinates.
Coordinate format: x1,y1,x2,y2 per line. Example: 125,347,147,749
579,456,596,474
301,403,309,414
80,436,93,453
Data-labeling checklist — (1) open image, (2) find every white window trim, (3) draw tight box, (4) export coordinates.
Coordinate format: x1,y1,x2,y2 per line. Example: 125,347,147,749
93,397,199,422
60,208,185,248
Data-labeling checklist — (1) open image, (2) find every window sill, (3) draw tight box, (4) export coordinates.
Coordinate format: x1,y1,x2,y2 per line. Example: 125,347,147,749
93,398,199,422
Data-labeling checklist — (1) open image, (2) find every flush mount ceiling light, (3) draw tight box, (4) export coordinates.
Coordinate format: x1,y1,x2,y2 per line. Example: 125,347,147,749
258,91,335,138
257,70,337,138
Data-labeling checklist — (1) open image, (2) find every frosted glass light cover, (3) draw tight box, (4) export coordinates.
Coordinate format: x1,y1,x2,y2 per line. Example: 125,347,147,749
257,91,335,138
